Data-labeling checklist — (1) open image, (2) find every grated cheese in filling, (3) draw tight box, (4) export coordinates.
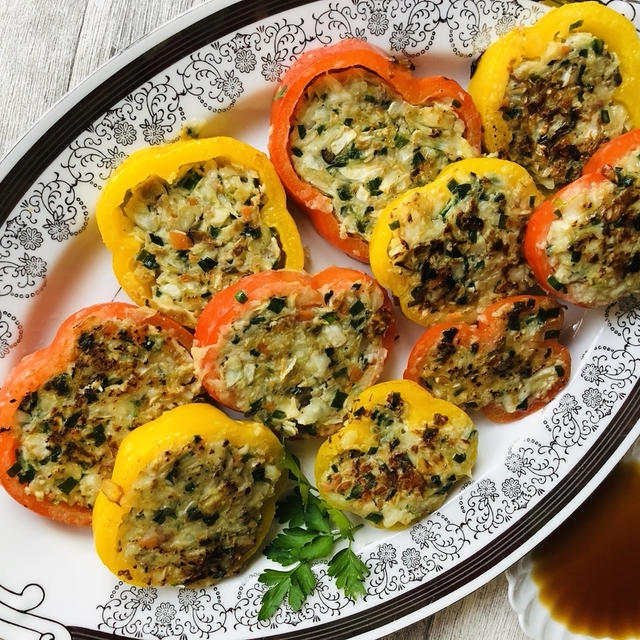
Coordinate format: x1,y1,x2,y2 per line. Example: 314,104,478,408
418,298,566,414
289,69,477,241
124,159,283,328
502,31,630,190
386,170,535,324
117,436,280,587
546,151,640,306
317,391,477,528
9,318,201,508
211,281,393,438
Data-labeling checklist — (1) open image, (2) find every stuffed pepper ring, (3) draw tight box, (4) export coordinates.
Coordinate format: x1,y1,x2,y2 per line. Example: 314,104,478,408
370,157,540,326
468,1,640,191
192,267,396,439
0,303,201,526
269,39,482,261
525,128,640,307
315,380,477,529
93,403,285,587
96,137,304,328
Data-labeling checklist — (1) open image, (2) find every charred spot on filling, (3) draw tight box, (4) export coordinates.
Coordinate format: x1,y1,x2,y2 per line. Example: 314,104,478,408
216,281,392,438
501,32,630,190
9,318,201,508
319,394,477,527
123,159,284,327
289,69,476,241
546,153,640,306
386,172,535,323
117,436,280,587
418,299,565,414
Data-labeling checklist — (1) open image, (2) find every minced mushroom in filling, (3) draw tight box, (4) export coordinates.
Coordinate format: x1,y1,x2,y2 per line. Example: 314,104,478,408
213,282,393,438
289,69,477,241
9,319,201,508
124,159,284,327
317,391,477,528
501,31,630,190
117,436,280,587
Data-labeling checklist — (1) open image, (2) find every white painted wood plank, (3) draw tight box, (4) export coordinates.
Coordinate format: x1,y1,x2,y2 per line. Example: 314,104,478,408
69,0,205,85
0,2,530,640
0,0,88,157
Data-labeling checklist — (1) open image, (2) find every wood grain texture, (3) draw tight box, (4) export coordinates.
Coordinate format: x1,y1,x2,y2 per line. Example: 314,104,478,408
0,2,530,639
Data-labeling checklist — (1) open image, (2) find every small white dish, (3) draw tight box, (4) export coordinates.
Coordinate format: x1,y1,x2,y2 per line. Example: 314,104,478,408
507,436,640,640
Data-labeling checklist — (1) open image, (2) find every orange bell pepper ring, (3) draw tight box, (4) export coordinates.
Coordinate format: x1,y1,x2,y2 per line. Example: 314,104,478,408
404,295,570,423
0,302,199,526
268,39,482,262
193,267,396,439
525,128,640,307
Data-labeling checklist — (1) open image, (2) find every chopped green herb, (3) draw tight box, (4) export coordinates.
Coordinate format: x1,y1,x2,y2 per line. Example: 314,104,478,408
365,513,384,524
198,257,218,272
58,476,78,495
331,390,348,409
135,249,158,270
547,275,567,292
267,297,287,314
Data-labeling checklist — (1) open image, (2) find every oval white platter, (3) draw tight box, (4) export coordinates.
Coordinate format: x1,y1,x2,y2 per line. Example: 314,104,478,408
1,1,640,639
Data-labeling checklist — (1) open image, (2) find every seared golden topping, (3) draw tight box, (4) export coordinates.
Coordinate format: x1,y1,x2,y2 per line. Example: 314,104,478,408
502,32,630,190
211,282,392,438
546,155,640,306
117,435,280,587
125,159,283,327
317,391,477,528
386,169,535,323
290,69,476,240
419,299,566,414
10,319,200,508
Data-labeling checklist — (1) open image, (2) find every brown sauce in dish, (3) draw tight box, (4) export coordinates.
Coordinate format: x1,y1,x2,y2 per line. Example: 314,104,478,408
531,460,640,639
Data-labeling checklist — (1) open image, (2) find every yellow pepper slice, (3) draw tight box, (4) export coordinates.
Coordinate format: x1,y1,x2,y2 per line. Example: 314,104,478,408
93,403,285,587
369,157,540,326
96,137,304,328
468,2,640,190
315,380,477,529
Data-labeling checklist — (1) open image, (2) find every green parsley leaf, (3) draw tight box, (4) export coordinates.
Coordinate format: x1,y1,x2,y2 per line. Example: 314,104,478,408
258,573,291,620
327,546,369,600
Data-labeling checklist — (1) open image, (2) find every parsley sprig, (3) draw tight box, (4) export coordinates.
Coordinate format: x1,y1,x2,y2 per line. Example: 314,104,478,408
257,451,369,620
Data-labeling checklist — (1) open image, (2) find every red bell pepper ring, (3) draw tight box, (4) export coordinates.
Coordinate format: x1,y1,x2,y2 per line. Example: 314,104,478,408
583,128,640,176
0,302,197,526
525,129,640,307
404,295,570,423
193,267,396,438
268,39,482,262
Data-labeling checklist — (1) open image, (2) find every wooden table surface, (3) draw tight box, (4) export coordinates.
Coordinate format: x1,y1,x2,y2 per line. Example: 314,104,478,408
0,1,532,639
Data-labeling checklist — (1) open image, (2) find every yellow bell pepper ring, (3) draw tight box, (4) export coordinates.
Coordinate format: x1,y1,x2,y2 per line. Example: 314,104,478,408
468,1,640,190
96,136,305,328
314,380,477,530
369,157,541,326
92,403,285,588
